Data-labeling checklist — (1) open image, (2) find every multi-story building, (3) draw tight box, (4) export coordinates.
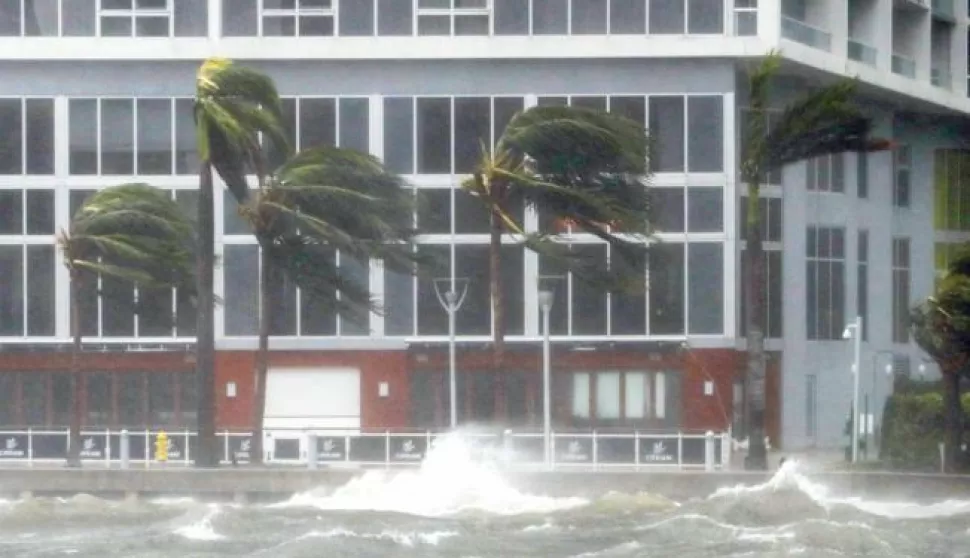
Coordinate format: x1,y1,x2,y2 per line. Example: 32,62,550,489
0,0,967,451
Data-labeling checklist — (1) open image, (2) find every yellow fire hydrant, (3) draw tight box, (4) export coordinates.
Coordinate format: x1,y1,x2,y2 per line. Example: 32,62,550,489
154,431,168,463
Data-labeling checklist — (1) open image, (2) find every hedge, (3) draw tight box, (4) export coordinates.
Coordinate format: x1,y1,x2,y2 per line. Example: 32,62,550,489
880,391,970,471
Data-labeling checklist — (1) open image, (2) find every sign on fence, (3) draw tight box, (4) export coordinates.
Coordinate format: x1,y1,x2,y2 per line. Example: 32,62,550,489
0,429,730,470
0,434,27,459
639,437,678,464
555,437,592,464
389,436,427,463
316,436,346,462
79,434,107,460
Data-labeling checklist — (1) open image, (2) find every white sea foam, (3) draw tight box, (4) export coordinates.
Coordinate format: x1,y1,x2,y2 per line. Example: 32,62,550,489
276,433,587,517
304,527,458,546
712,460,970,520
173,506,226,541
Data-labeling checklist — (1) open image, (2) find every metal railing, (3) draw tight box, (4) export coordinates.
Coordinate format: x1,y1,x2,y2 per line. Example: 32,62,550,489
780,16,831,51
892,53,917,78
847,38,877,67
0,428,732,471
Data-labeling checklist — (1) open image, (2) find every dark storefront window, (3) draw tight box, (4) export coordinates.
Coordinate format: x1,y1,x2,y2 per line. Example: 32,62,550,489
22,373,47,425
0,373,16,425
148,372,176,427
86,372,112,426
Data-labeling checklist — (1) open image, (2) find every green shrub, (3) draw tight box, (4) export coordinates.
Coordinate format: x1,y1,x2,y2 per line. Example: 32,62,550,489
880,391,970,471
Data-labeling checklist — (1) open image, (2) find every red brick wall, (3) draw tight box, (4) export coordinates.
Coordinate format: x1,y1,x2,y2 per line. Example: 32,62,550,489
213,350,409,429
680,348,737,433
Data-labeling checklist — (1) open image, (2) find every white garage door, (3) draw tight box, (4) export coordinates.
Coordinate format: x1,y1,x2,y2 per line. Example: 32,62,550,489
263,367,361,431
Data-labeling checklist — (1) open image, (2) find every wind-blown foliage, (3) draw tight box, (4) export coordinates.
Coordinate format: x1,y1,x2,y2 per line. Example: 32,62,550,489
911,245,970,471
741,52,890,470
227,146,421,462
58,184,195,466
193,58,288,466
463,105,650,382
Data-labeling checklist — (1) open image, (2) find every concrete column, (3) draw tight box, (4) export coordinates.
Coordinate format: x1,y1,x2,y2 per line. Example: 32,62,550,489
759,0,782,46
873,0,894,72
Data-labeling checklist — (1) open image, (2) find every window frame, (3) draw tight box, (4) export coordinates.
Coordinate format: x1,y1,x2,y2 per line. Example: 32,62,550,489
416,0,491,36
894,144,912,208
98,0,175,37
806,226,846,340
260,0,336,36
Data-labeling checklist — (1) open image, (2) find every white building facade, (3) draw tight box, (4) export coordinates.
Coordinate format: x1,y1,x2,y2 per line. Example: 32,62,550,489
0,0,967,449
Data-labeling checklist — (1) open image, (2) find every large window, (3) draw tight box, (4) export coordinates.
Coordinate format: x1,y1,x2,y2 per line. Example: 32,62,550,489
67,189,196,339
223,0,334,36
894,145,912,208
650,95,724,173
892,237,910,343
0,371,193,428
223,244,376,337
806,226,845,340
384,96,523,175
0,0,207,36
69,97,198,176
857,230,868,341
739,196,783,338
569,370,677,426
806,153,845,193
650,0,723,34
259,96,370,170
0,98,54,175
0,188,55,337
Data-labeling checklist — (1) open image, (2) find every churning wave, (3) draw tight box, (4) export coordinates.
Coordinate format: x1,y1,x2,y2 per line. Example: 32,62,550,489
273,433,587,517
171,505,226,541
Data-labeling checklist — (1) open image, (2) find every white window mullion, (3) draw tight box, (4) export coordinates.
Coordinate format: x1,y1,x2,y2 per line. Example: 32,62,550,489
257,0,264,36
370,258,384,337
54,96,70,339
169,98,177,175
133,285,140,336
95,99,102,176
132,99,139,175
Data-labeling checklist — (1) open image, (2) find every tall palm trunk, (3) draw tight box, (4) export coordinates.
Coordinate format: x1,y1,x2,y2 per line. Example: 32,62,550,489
195,160,218,467
942,363,962,472
744,183,768,470
251,244,272,465
482,172,507,423
67,270,82,468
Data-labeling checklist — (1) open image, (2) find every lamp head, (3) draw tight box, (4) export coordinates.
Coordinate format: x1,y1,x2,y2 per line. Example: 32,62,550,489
842,326,853,340
445,290,458,305
538,290,554,311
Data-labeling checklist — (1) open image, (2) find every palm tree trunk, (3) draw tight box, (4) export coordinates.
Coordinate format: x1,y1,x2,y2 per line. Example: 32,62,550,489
67,270,82,468
943,365,961,472
744,182,769,471
195,160,218,468
489,204,507,422
251,244,272,465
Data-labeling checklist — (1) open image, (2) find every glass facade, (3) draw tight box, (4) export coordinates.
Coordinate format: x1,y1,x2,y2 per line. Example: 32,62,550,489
1,90,729,343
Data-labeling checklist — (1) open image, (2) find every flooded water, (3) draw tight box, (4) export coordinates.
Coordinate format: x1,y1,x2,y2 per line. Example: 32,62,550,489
2,436,970,557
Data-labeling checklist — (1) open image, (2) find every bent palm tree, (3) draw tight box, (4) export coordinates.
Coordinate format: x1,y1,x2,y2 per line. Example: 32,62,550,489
58,184,195,467
194,58,288,466
741,53,892,469
228,147,419,463
911,245,970,472
463,105,651,416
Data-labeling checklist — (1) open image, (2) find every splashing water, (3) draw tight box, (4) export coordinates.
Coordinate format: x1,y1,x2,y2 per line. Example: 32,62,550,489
276,433,587,517
707,459,970,521
172,506,226,541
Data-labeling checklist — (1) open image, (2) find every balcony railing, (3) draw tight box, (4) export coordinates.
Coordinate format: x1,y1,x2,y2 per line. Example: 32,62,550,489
892,53,917,78
848,38,878,67
780,16,832,51
931,0,956,20
931,66,952,88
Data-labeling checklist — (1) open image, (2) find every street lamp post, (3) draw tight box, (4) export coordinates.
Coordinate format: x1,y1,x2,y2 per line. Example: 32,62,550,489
538,289,554,467
842,316,863,464
434,278,468,430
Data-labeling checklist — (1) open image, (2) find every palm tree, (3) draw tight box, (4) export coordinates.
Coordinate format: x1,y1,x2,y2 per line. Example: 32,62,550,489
740,53,892,469
227,146,419,463
58,184,195,467
462,105,651,420
193,58,288,466
911,245,970,472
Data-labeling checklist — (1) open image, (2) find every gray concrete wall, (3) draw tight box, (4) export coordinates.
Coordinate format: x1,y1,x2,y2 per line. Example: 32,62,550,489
3,468,970,503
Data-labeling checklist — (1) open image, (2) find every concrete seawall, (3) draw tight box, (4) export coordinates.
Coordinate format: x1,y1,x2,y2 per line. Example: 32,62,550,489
3,468,970,503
